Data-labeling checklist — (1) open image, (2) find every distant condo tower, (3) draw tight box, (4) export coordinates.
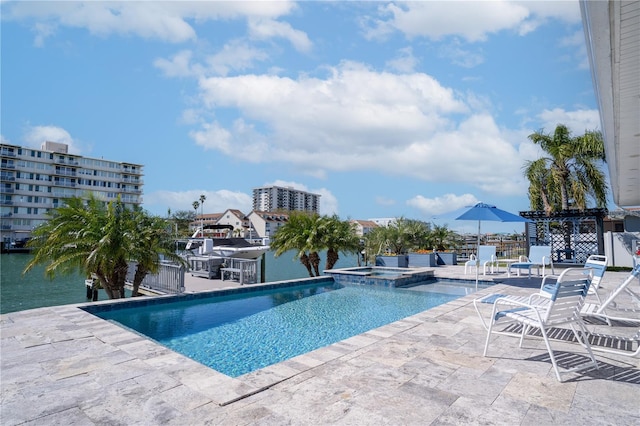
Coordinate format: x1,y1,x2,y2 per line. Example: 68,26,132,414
0,141,144,244
252,185,320,214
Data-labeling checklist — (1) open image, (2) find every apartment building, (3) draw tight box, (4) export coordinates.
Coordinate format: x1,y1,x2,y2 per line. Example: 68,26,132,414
252,185,320,214
1,141,144,244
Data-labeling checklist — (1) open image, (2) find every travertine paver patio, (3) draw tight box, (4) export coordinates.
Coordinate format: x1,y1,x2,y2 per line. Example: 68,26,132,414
1,266,639,425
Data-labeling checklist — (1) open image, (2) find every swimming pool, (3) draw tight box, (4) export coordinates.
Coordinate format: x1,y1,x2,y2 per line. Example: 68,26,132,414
88,279,476,377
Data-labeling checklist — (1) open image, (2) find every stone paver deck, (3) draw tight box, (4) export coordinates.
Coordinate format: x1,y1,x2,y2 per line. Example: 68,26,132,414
1,265,639,425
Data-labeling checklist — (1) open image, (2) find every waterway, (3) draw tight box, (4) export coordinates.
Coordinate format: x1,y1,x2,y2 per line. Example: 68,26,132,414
0,250,360,314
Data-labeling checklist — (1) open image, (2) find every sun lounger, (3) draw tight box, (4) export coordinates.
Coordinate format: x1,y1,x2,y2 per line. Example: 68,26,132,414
581,263,640,325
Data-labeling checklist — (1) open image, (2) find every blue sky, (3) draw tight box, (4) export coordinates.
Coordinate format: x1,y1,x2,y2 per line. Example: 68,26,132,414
1,1,605,233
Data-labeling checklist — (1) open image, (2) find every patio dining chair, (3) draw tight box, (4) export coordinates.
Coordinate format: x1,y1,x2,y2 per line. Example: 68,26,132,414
483,267,599,382
508,245,554,278
464,245,497,276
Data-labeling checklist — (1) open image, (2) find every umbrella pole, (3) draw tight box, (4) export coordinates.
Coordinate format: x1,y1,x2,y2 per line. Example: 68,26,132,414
476,220,480,291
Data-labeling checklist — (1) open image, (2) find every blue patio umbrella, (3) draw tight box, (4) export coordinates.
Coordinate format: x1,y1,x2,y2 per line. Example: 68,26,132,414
455,203,531,289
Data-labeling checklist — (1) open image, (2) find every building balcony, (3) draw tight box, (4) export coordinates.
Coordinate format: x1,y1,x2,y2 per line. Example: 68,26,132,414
56,159,79,166
0,200,14,206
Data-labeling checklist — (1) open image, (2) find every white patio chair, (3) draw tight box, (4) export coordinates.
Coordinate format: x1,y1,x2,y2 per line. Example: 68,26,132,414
508,245,555,277
474,255,608,330
483,267,599,382
464,245,497,276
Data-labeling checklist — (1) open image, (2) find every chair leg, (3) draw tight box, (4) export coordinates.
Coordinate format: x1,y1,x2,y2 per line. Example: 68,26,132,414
519,324,531,348
537,324,564,382
483,308,498,356
473,298,490,330
569,321,599,368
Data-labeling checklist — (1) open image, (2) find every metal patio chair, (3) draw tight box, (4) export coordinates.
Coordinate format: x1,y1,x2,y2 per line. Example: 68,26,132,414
483,267,599,382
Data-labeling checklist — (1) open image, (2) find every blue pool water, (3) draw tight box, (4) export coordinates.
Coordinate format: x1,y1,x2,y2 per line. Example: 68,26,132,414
94,280,468,377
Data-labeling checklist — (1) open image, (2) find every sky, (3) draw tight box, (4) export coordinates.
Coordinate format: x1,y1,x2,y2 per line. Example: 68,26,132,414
1,1,607,234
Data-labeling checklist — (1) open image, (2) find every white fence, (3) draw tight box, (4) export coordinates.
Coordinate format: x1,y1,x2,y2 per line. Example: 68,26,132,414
220,258,258,284
126,261,185,294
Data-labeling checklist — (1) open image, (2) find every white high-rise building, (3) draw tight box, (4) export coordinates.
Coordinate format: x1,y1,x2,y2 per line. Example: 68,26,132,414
252,185,320,214
1,141,144,245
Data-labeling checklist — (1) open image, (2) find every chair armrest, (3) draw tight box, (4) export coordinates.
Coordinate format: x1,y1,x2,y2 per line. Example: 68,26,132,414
540,274,560,292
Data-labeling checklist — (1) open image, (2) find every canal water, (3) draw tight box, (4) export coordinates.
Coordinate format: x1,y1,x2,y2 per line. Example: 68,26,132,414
0,251,360,314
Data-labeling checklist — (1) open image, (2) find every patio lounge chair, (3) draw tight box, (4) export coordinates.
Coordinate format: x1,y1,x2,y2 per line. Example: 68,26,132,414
581,263,640,325
508,245,554,277
464,245,497,276
483,267,599,382
474,255,608,330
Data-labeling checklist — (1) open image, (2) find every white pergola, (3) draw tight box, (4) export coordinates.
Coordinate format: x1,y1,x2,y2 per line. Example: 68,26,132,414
580,0,640,211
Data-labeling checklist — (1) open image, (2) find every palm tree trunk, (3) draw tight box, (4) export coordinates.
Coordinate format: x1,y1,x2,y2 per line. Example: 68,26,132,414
309,251,320,276
326,248,339,270
299,253,314,277
131,264,148,297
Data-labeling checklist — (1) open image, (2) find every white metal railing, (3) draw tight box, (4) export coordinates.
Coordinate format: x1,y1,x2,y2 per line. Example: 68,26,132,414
220,258,258,284
126,261,185,294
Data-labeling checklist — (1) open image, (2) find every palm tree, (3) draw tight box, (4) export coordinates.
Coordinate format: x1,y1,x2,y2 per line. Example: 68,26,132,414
270,212,359,276
270,212,316,276
127,207,185,297
524,124,607,213
25,195,183,299
192,201,200,235
319,215,361,270
25,195,130,299
361,218,430,263
199,194,206,233
427,224,461,251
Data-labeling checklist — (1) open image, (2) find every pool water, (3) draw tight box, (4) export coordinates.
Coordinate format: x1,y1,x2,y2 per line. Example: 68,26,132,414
95,281,469,377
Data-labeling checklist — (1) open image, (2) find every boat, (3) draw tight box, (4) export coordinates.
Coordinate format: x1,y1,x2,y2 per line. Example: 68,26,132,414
184,225,270,260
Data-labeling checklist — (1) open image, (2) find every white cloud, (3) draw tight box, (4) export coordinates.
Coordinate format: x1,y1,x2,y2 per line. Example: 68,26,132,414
154,50,198,78
206,40,270,76
248,18,313,53
439,41,485,68
23,125,84,154
407,193,479,216
188,62,543,197
365,1,530,42
536,108,601,134
4,1,299,45
385,47,419,73
363,1,581,42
